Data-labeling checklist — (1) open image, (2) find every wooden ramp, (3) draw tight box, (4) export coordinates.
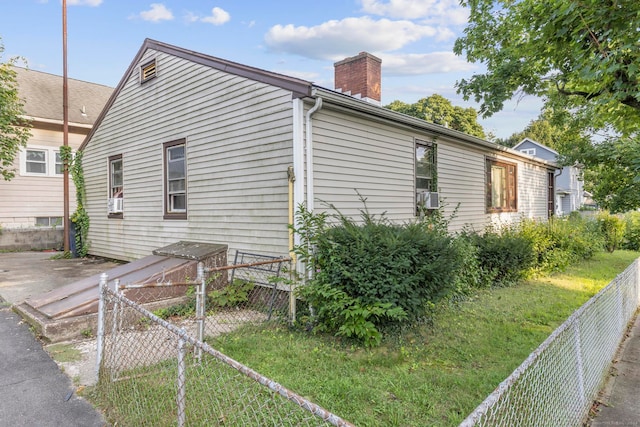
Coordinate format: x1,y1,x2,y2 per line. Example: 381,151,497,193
17,241,228,342
24,241,229,320
24,255,195,320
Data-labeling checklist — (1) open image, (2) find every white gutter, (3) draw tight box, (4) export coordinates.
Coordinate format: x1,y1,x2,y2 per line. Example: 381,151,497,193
305,97,323,213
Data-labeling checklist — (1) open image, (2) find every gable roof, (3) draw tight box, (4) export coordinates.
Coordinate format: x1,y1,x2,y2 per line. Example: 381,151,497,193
80,39,558,170
13,66,113,128
513,138,559,156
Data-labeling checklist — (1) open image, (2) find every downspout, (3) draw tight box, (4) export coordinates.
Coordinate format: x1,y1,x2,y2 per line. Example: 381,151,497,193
554,167,563,216
305,97,323,213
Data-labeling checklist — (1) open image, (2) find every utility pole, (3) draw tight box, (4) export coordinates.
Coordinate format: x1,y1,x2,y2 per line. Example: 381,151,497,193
62,0,70,253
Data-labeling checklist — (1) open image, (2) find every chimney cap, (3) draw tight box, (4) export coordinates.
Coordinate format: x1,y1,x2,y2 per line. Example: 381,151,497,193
333,51,382,67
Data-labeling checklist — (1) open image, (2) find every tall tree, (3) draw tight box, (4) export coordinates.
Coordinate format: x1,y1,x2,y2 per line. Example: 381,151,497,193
0,38,30,180
454,0,640,135
385,94,486,138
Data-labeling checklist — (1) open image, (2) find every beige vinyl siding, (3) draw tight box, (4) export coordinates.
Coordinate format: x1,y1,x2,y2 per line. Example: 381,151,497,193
83,50,294,261
436,138,487,231
311,107,414,219
310,104,552,232
0,127,80,228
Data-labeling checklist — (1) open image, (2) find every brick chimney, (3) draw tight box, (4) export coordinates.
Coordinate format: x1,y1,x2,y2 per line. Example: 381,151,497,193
334,52,382,105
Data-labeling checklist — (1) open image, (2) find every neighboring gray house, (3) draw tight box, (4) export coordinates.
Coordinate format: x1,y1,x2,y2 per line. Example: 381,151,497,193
80,39,558,262
0,67,112,249
513,138,584,216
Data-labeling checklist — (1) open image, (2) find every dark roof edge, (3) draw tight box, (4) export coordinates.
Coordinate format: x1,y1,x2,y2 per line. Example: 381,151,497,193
80,38,313,150
311,87,558,169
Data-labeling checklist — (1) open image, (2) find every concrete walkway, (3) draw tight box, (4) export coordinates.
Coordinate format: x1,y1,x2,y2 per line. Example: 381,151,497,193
590,314,640,427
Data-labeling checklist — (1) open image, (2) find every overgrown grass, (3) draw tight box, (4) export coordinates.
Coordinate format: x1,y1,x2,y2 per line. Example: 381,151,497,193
88,250,639,426
210,250,639,426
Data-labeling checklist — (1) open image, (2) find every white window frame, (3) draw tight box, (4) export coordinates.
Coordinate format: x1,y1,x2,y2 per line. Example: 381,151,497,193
20,146,68,177
520,148,536,156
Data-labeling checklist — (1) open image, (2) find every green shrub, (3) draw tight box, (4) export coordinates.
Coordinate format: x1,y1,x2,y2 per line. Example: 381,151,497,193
209,279,255,308
467,227,535,287
623,211,640,251
297,282,407,347
518,217,603,275
451,232,491,292
312,218,460,321
293,203,462,345
597,211,626,252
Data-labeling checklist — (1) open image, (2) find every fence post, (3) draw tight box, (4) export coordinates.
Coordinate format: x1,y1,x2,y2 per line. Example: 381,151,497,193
177,332,187,427
95,273,108,384
572,320,586,414
196,261,205,362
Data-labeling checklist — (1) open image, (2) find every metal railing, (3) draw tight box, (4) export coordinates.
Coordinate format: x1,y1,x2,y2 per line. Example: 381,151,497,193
94,262,353,427
460,258,640,426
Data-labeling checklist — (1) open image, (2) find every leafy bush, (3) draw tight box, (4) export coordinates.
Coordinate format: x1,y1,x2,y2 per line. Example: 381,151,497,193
293,203,462,345
518,216,603,275
297,282,407,347
466,227,535,287
209,279,255,308
623,211,640,251
597,211,625,252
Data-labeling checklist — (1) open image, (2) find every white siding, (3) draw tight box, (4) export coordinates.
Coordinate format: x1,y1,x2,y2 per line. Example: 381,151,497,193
0,127,80,228
83,50,294,261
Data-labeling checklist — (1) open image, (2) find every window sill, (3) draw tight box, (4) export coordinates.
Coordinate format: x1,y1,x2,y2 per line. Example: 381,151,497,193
164,213,187,220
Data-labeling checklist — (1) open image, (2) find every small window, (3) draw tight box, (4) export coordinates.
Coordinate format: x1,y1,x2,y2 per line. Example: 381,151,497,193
26,149,47,174
108,155,123,217
415,139,437,215
21,147,71,177
164,139,187,219
54,151,64,175
140,59,157,83
520,148,536,156
35,217,62,227
486,158,517,213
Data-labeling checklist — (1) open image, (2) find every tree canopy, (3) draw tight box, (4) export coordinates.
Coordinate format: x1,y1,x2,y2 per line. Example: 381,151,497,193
385,94,486,139
0,38,30,180
454,0,640,135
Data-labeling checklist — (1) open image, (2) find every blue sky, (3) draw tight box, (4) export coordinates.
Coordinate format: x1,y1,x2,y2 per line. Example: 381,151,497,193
0,0,543,139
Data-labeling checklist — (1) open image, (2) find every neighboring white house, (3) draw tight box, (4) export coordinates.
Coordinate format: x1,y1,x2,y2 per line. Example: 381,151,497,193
513,138,585,216
0,67,112,249
80,39,558,262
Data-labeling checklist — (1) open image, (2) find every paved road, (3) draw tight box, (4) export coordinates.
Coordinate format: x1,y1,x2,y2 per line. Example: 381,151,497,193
0,299,106,426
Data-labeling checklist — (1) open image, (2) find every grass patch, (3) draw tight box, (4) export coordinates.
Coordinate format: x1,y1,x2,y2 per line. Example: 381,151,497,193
90,250,639,426
45,343,83,363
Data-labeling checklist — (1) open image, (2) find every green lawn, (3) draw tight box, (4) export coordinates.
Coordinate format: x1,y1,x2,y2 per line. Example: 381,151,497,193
209,250,640,426
89,250,639,426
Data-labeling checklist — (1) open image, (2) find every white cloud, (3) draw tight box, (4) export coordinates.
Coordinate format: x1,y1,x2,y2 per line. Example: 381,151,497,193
380,52,476,76
201,7,230,25
67,0,102,6
138,3,174,22
360,0,468,25
265,16,441,60
184,7,230,25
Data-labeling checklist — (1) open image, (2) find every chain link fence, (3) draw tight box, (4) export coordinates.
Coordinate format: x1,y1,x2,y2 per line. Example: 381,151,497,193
94,257,353,427
460,258,640,427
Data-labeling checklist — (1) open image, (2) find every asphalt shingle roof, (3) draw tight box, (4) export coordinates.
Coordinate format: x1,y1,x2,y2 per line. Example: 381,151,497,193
12,66,113,126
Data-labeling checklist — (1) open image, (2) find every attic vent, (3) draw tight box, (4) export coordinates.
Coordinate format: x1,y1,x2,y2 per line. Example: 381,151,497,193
140,59,157,83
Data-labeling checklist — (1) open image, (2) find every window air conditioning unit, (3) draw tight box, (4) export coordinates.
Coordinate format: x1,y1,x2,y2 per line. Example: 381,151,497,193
108,197,123,213
424,192,440,210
